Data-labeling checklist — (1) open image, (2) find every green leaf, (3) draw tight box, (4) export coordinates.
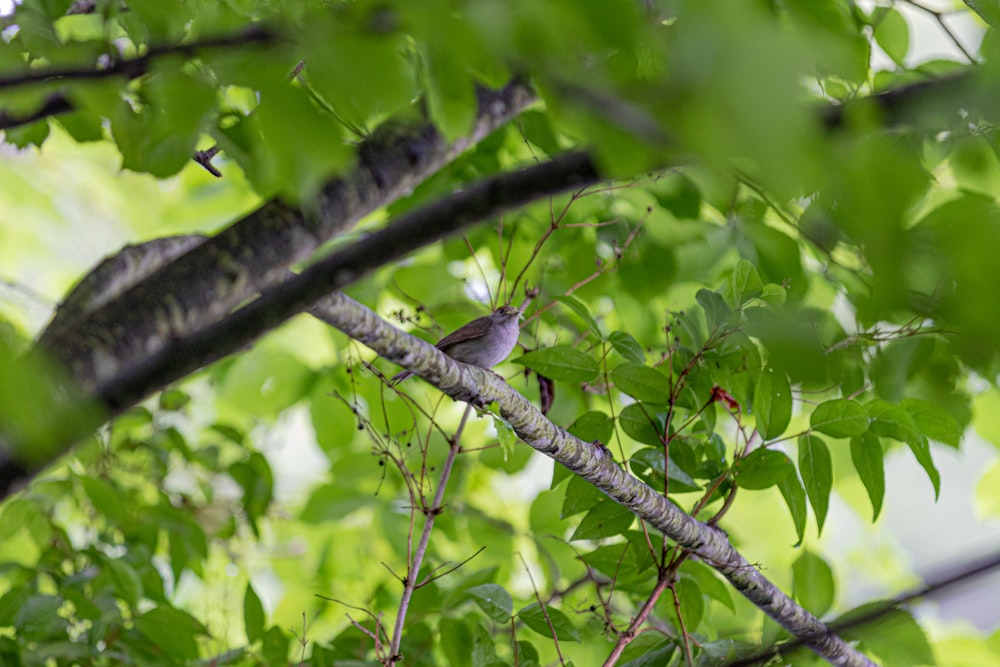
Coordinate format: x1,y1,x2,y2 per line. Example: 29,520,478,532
906,435,941,500
609,330,645,364
670,577,705,632
244,583,266,644
725,259,764,306
873,7,909,65
618,236,677,300
733,449,794,490
300,484,369,524
309,644,336,667
810,399,869,437
964,0,1000,27
680,560,735,612
777,472,807,546
134,606,208,660
303,19,416,126
261,625,290,666
867,400,939,497
464,584,513,623
851,433,886,521
652,171,701,219
754,368,792,440
620,637,676,666
513,346,600,383
561,475,607,518
518,110,562,155
580,543,632,579
798,435,832,535
952,135,1000,201
229,453,274,537
218,349,315,418
518,603,580,642
612,363,671,403
127,0,192,41
792,551,835,617
901,398,962,447
79,474,125,523
421,41,478,140
112,64,217,178
619,403,663,446
761,283,787,305
567,411,614,444
493,416,519,460
15,594,68,641
105,556,143,610
4,119,50,149
554,295,602,338
866,400,921,443
738,219,805,299
571,497,635,540
439,617,474,666
696,288,731,332
0,587,30,626
158,388,191,411
840,605,934,666
630,448,701,493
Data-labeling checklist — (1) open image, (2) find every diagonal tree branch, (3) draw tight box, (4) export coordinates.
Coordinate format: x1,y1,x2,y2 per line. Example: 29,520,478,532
303,292,876,667
94,151,598,411
2,150,598,496
36,80,537,391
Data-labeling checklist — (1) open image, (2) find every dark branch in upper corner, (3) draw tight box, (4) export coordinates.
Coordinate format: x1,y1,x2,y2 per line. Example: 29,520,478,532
0,24,279,91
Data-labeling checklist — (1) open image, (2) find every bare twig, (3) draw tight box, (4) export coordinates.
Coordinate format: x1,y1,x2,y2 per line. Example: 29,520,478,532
387,404,473,663
516,552,567,666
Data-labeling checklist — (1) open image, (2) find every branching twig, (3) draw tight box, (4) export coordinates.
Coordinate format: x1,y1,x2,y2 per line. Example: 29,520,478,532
602,570,672,666
387,404,472,663
901,0,978,64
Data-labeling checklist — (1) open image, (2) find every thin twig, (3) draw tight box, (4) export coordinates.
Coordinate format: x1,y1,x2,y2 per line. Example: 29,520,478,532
416,545,486,587
387,404,473,663
516,552,567,666
602,570,672,666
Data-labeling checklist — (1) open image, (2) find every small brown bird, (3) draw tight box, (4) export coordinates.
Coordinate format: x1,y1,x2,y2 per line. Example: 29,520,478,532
391,305,521,384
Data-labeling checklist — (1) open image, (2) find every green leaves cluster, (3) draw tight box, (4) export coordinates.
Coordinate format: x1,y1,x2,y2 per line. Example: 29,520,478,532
0,397,273,665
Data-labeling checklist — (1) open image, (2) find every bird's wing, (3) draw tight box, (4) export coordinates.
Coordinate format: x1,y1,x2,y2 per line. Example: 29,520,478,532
435,314,492,350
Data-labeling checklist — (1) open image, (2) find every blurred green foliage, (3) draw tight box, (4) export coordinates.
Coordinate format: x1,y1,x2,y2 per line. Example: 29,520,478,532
0,0,999,665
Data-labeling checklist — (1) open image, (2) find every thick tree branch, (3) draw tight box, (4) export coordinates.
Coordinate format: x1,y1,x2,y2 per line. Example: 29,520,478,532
3,150,597,495
43,236,207,342
94,151,597,411
304,292,876,667
36,80,537,392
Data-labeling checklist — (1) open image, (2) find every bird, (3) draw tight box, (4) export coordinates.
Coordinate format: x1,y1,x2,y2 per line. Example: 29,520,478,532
391,305,522,384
